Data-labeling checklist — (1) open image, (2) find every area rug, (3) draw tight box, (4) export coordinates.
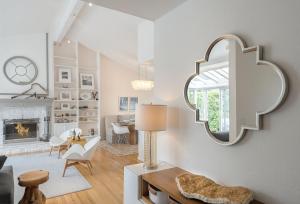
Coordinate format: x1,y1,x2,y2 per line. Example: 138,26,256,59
99,140,138,156
5,153,92,203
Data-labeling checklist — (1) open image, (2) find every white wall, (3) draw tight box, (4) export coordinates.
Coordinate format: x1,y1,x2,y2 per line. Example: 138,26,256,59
100,55,152,137
0,33,53,98
138,21,154,63
154,0,300,203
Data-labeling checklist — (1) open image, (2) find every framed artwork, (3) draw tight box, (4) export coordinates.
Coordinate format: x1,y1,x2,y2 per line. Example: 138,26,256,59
60,91,72,100
119,97,129,112
80,73,94,90
59,68,72,83
61,103,70,110
129,97,138,111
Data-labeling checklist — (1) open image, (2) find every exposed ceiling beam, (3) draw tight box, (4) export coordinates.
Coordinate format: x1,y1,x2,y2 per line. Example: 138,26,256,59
54,0,85,43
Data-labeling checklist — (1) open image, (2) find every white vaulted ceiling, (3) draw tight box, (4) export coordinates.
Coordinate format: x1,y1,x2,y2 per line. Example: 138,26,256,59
67,5,147,68
82,0,187,20
0,0,71,38
1,0,186,67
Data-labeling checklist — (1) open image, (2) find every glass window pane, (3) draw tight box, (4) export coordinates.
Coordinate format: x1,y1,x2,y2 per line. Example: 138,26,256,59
196,90,206,120
220,89,229,132
207,89,220,132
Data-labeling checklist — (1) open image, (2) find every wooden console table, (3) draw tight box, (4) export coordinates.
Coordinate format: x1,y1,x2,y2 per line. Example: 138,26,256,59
141,167,263,204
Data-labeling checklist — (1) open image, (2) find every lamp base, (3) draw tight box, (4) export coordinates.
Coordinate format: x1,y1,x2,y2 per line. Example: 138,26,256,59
143,131,157,170
143,164,158,170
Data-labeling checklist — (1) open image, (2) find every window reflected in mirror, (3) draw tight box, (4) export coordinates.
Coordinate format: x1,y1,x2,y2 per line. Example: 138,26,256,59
187,39,231,142
188,69,230,133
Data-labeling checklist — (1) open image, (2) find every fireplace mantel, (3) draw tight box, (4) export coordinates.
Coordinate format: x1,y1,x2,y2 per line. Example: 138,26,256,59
0,99,53,106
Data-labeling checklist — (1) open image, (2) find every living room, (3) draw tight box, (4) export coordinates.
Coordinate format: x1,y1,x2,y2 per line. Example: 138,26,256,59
0,0,299,204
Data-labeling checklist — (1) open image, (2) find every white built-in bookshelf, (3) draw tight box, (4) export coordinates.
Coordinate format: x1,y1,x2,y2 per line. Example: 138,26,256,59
53,41,100,137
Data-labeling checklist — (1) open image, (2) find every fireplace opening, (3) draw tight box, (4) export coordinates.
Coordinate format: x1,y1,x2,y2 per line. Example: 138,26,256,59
3,118,39,143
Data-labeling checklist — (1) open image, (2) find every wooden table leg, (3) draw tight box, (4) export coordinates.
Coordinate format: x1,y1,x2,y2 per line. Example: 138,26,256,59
19,187,32,204
128,125,137,145
19,186,46,204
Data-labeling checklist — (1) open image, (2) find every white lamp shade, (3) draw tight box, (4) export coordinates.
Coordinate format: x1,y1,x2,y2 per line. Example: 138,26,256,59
135,104,167,131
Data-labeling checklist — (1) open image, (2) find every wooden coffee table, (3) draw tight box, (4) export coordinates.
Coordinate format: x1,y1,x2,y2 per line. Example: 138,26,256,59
67,137,87,147
18,170,49,204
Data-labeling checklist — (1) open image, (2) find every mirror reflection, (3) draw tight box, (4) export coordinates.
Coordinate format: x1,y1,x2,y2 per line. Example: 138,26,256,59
185,35,287,145
187,39,233,142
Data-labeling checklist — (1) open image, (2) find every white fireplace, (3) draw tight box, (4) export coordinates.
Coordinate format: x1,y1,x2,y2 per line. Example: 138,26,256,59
0,99,52,145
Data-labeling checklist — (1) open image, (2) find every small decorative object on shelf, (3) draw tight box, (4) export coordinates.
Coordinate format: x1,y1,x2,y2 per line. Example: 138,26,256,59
72,129,76,140
90,128,95,136
91,91,98,100
60,91,72,100
61,103,70,110
176,173,254,204
80,92,91,100
79,105,89,109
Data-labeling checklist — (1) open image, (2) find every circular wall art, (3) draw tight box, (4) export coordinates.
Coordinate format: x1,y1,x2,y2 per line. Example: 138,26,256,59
3,56,38,85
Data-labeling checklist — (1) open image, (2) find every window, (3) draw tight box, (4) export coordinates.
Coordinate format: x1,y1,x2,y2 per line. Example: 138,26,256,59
189,88,229,133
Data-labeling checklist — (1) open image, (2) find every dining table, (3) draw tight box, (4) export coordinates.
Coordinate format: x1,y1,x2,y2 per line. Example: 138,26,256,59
117,120,137,145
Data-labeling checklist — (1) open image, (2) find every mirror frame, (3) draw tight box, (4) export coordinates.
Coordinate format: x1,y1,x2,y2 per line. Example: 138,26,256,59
184,34,288,145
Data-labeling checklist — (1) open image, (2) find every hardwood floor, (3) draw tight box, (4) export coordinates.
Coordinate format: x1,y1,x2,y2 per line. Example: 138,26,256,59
46,148,139,204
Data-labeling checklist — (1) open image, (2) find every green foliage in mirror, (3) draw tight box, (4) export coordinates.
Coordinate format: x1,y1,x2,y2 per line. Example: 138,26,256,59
207,89,220,132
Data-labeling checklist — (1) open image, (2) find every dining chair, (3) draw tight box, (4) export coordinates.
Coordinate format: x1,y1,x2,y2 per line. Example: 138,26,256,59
111,123,130,144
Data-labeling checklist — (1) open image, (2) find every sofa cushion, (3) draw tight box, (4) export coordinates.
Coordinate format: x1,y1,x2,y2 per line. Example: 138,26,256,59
0,155,7,169
0,165,14,204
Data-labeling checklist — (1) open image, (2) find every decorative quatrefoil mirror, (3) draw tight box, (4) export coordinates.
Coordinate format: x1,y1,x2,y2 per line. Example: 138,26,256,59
184,34,287,145
3,56,38,85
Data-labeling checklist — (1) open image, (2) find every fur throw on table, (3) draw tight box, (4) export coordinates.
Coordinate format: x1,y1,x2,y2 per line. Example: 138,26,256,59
176,173,253,204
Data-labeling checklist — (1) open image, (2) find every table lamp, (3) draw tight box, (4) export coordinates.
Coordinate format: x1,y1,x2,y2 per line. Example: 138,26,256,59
135,104,167,169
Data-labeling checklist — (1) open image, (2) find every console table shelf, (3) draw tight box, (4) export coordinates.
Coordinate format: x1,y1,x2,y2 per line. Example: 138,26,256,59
141,167,263,204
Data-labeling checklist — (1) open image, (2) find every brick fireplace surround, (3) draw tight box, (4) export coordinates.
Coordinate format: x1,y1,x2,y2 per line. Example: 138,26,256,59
0,99,52,145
